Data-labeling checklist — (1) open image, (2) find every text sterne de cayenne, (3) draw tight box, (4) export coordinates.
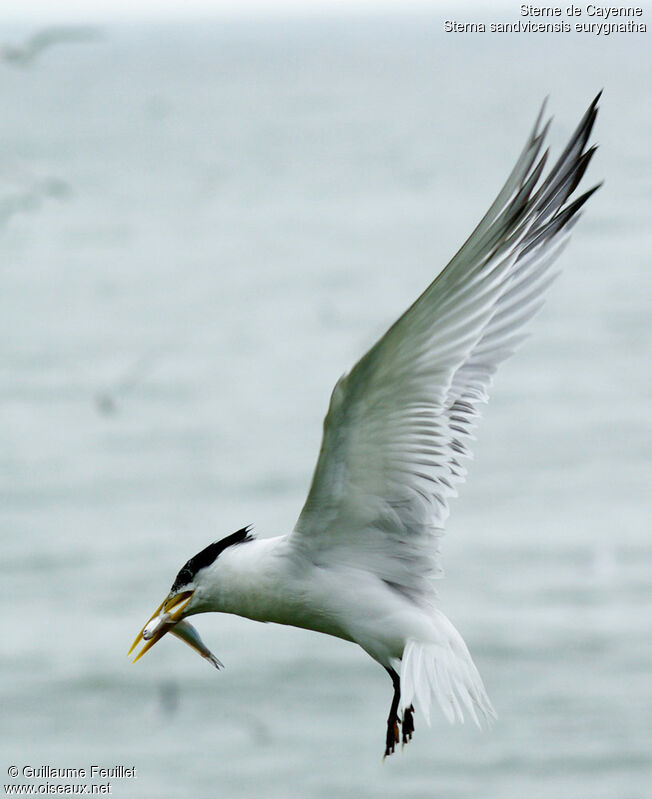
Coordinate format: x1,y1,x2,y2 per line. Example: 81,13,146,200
445,5,646,34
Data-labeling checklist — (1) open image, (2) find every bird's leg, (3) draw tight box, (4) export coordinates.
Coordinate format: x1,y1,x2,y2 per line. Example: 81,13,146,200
383,667,401,759
402,704,415,745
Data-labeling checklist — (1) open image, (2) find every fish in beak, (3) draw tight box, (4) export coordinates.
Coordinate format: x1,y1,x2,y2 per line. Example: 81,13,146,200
128,591,223,670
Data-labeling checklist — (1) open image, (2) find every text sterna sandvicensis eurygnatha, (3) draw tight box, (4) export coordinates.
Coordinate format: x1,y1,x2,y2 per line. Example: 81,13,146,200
130,95,601,758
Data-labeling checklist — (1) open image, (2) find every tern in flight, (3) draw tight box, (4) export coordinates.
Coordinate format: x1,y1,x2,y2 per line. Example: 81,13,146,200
130,95,601,757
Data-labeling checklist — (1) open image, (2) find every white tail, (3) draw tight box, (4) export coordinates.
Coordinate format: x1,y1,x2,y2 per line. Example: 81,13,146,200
398,612,496,727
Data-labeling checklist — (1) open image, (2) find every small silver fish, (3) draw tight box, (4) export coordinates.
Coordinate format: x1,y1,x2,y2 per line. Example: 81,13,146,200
170,620,223,670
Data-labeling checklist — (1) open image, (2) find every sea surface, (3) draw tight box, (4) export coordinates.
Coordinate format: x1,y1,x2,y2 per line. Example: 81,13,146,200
1,13,651,799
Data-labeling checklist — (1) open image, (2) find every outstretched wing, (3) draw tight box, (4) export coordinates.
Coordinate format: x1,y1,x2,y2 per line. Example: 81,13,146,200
289,95,601,603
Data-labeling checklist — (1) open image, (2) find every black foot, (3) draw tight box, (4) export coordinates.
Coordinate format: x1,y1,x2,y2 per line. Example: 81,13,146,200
383,665,404,759
384,716,400,758
402,704,415,745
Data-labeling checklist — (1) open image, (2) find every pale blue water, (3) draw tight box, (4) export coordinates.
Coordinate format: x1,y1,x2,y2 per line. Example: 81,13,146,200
2,14,651,799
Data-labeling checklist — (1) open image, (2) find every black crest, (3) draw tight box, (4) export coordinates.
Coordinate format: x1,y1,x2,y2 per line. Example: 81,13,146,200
170,526,254,592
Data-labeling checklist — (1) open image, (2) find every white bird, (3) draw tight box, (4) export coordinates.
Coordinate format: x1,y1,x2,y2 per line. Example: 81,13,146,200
129,95,601,757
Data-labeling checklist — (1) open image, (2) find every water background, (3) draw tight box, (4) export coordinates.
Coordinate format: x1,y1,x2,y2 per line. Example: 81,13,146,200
2,11,651,798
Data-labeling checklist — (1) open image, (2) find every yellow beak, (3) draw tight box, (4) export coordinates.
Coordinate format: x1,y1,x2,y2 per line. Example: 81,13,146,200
128,591,194,663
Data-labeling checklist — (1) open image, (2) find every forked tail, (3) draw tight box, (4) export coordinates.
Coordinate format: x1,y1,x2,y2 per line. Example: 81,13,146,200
398,612,496,727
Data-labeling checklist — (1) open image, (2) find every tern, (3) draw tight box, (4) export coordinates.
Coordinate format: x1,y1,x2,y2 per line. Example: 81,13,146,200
130,95,601,757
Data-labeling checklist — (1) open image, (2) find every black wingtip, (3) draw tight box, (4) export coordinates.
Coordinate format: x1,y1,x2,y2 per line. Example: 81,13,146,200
558,181,603,225
565,144,599,197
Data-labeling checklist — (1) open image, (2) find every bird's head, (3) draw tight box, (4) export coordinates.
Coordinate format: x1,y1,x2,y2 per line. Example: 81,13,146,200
128,526,253,664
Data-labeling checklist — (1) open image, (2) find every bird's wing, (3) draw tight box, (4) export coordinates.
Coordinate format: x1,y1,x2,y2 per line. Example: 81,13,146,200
288,95,601,603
